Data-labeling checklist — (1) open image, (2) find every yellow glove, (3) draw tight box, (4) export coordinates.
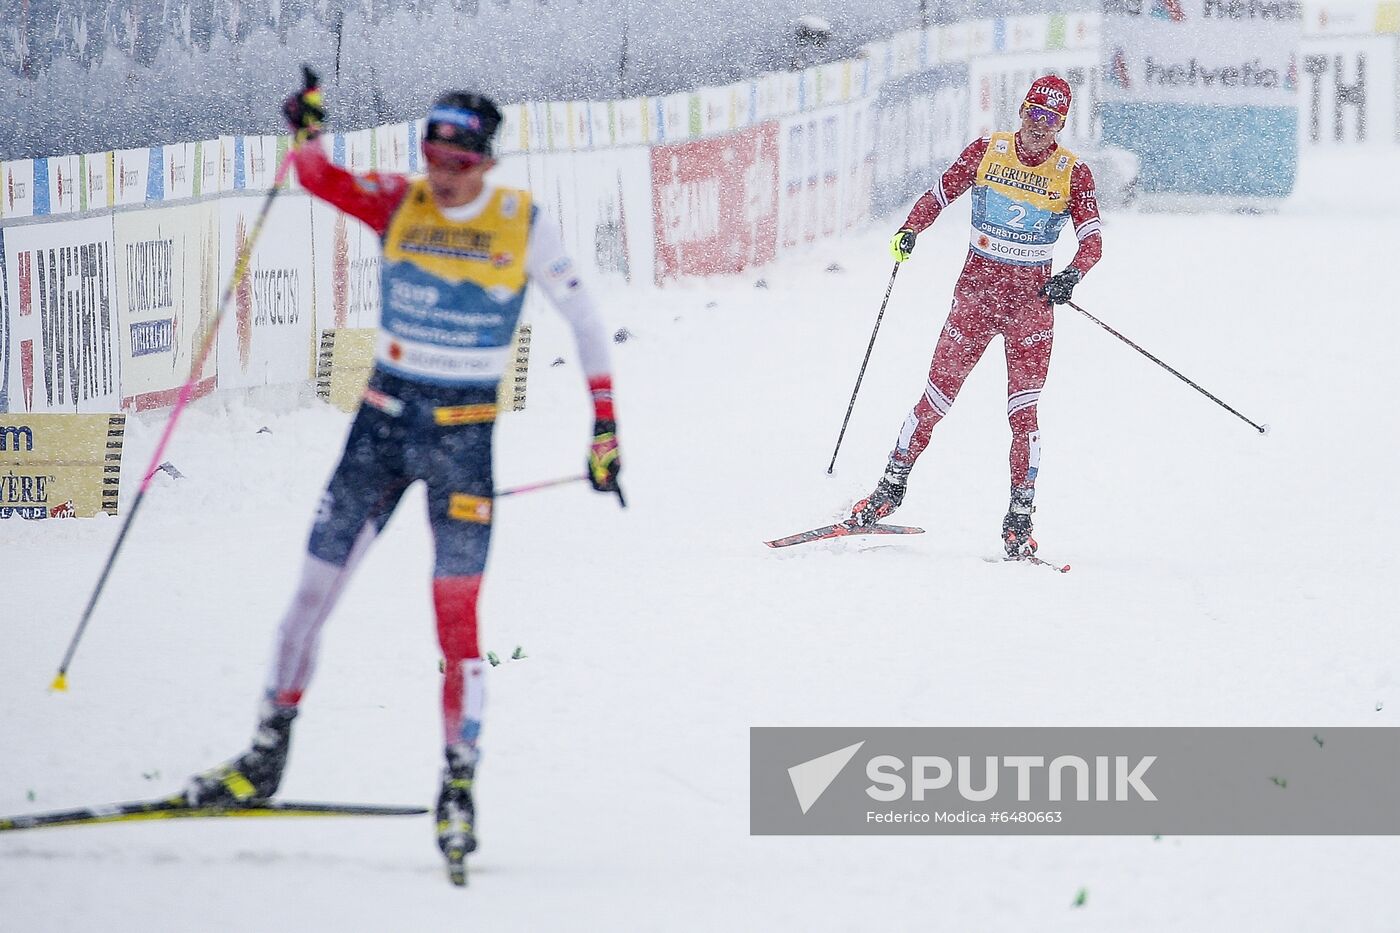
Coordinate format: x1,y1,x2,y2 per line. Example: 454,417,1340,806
890,228,917,263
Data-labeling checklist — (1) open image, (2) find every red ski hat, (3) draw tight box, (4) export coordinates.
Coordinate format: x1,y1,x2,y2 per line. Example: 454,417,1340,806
1024,75,1072,118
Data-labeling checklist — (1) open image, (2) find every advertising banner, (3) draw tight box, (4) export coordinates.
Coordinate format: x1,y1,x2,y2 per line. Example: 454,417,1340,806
41,155,81,216
3,159,36,219
871,65,971,219
216,195,315,389
0,413,124,518
1003,15,1053,53
80,152,113,212
496,147,656,287
699,87,734,137
163,142,197,201
0,228,9,412
499,105,527,154
195,140,221,198
589,102,616,149
310,201,383,331
374,123,413,173
1101,0,1301,199
651,123,779,281
114,203,220,410
1298,36,1400,143
778,103,873,252
937,23,970,65
239,135,281,191
613,99,650,147
659,93,693,144
113,148,153,207
1,215,121,413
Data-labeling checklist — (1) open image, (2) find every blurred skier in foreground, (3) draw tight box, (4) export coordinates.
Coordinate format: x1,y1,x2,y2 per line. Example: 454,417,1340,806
185,75,622,881
851,75,1103,558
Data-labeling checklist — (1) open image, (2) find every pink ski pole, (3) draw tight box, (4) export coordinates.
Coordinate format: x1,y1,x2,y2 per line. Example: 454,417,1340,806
495,475,588,498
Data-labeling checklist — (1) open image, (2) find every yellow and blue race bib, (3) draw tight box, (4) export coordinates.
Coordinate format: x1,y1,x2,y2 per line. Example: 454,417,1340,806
378,183,532,386
969,132,1076,267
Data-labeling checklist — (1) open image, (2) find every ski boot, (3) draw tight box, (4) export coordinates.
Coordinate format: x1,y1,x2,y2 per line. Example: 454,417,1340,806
184,701,297,806
1002,486,1037,559
850,459,912,526
436,746,478,887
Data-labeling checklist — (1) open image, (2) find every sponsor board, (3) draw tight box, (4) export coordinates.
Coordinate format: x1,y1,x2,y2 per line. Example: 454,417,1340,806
113,148,153,207
342,129,376,173
651,123,779,281
871,65,971,218
114,203,220,410
4,159,36,219
374,123,413,173
310,201,383,331
778,102,874,252
496,147,654,286
659,93,693,144
0,229,8,411
41,155,81,215
498,106,526,155
613,99,650,148
315,324,531,414
80,152,113,212
2,216,121,412
1298,36,1400,143
1102,0,1301,197
163,142,197,202
0,413,124,518
240,135,281,191
195,140,221,198
216,195,315,389
699,86,735,137
1101,0,1301,108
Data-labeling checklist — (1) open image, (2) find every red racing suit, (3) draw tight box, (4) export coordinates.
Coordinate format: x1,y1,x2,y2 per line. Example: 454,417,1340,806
892,132,1102,489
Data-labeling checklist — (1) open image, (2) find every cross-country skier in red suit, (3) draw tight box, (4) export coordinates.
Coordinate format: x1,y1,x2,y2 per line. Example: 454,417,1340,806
850,75,1103,558
184,75,622,875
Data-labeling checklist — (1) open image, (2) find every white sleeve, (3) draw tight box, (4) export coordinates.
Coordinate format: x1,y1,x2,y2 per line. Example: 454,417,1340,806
526,209,611,379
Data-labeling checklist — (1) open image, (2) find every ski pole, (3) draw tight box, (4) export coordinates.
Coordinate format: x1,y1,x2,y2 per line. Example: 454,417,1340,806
50,136,303,693
827,263,901,474
495,475,587,498
496,474,626,508
1066,300,1269,435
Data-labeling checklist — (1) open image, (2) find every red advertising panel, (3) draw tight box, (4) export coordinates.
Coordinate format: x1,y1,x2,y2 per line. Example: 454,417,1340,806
651,123,778,283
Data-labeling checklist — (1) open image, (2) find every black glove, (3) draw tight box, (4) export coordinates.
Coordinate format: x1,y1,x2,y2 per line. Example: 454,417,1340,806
1040,267,1081,305
282,65,325,141
587,420,621,493
889,228,917,262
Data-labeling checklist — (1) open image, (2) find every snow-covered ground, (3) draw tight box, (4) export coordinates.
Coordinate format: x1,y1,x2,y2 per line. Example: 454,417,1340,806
2,148,1397,930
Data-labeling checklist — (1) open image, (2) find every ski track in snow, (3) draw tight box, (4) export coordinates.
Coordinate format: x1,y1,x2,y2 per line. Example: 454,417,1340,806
2,149,1397,930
